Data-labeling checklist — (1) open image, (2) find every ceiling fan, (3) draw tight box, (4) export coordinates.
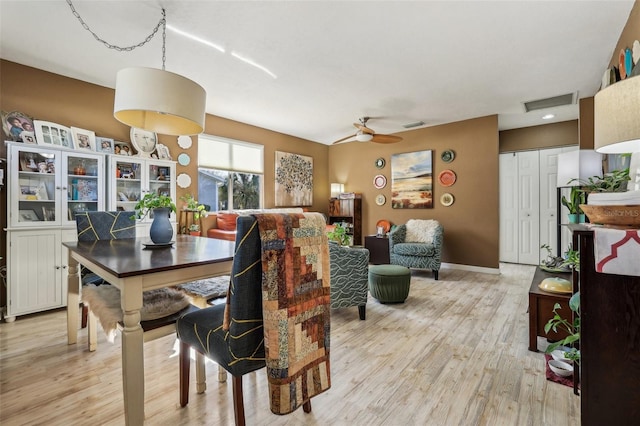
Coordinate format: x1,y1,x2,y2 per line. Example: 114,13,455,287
332,117,403,145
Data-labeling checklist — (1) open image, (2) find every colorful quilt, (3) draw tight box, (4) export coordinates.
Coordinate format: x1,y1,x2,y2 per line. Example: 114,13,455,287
254,212,331,415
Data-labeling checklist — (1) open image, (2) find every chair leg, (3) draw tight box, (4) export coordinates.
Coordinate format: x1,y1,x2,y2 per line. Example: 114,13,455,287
81,304,88,328
218,364,228,382
358,305,366,320
232,375,245,426
179,340,191,407
87,308,97,352
303,400,312,413
433,269,439,280
195,352,207,394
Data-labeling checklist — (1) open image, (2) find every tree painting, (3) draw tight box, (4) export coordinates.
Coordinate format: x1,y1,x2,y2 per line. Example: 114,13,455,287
275,151,313,206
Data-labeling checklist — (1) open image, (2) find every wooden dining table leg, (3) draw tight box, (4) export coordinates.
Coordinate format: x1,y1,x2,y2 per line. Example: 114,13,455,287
120,278,145,425
66,255,80,345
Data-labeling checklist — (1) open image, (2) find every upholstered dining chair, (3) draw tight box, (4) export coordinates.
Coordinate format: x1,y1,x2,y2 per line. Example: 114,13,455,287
75,211,197,351
389,219,443,280
328,240,369,320
177,213,331,426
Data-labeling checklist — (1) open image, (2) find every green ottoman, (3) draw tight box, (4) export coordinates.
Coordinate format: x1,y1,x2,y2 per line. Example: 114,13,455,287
368,265,411,303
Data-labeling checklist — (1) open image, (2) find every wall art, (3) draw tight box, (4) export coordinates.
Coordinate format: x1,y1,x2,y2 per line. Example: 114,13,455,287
391,149,433,209
275,151,313,206
1,111,34,143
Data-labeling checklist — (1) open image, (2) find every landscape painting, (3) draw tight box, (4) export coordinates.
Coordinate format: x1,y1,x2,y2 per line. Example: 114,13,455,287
391,149,433,209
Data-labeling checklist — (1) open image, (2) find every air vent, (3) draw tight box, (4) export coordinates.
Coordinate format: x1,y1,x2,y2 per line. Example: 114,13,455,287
523,93,576,112
402,120,425,129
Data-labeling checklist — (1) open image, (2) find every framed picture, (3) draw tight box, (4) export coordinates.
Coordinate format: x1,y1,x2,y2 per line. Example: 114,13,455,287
391,149,433,209
275,151,313,206
1,111,35,142
114,141,133,156
156,166,170,181
19,209,40,221
156,143,171,160
96,137,114,154
42,206,55,221
34,120,74,149
71,127,96,151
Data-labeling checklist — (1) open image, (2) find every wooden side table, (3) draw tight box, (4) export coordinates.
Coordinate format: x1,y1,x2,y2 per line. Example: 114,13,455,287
364,235,390,264
528,266,572,352
178,209,202,234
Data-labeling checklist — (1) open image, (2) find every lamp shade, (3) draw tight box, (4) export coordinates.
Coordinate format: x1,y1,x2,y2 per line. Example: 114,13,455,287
355,131,373,142
330,183,344,198
114,67,206,136
594,76,640,153
556,150,603,187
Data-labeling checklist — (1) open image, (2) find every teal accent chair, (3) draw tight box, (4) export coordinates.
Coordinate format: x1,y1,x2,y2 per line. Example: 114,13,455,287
389,219,443,280
328,241,369,320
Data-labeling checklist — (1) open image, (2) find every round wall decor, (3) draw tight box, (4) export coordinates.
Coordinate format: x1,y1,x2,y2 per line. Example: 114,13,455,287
440,193,455,206
176,173,192,188
441,150,455,163
177,153,191,166
375,158,386,169
177,135,192,149
438,169,457,187
375,194,386,206
373,174,387,189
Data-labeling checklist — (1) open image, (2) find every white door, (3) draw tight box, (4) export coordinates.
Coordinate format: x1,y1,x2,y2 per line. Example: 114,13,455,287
539,148,563,259
499,153,518,263
517,151,540,265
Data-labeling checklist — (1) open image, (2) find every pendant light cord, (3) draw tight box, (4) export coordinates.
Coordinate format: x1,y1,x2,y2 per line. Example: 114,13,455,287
66,0,167,70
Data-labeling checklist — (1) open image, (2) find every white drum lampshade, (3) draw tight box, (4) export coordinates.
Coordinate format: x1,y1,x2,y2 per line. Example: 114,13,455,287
114,67,206,136
556,150,603,187
594,76,640,154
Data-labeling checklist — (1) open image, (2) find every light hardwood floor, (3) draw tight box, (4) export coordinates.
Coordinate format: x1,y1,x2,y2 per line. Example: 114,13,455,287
0,263,580,425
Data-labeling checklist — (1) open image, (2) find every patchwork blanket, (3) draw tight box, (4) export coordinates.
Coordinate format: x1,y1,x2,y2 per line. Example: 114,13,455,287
254,212,331,415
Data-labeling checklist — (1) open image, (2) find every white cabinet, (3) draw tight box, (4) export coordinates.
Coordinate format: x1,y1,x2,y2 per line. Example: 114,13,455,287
5,142,105,319
108,156,176,233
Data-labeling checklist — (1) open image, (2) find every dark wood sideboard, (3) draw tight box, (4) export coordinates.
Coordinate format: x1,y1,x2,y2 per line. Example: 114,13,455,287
572,226,640,425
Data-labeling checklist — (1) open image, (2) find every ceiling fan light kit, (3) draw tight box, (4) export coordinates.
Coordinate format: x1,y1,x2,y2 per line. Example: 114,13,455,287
356,131,373,142
333,116,403,145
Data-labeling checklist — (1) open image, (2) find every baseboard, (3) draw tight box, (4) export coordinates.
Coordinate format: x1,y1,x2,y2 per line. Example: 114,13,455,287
440,262,500,275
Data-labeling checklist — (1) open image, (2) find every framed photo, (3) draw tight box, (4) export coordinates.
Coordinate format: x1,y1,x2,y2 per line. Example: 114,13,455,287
71,127,96,151
96,137,114,154
156,166,170,181
155,143,171,160
114,141,133,156
1,111,35,142
42,206,55,221
19,209,40,221
34,120,74,149
391,149,433,209
275,151,313,206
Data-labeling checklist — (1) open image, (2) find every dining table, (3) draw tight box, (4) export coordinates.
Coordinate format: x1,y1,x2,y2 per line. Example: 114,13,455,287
63,235,235,425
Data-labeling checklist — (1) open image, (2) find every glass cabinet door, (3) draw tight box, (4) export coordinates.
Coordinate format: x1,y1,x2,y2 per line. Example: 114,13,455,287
65,153,102,225
147,159,176,222
112,157,144,213
12,145,59,227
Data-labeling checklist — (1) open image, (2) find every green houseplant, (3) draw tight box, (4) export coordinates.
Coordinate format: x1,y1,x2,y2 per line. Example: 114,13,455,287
132,193,177,244
561,186,586,223
327,223,351,246
180,193,206,220
545,292,580,364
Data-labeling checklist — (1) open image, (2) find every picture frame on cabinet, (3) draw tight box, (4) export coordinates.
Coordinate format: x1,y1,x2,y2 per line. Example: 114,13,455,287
1,110,35,142
19,209,39,221
114,141,133,156
156,143,171,160
96,137,114,154
34,120,74,149
71,127,96,151
42,206,55,221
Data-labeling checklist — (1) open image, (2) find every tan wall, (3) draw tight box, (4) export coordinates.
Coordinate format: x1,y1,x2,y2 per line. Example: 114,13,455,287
608,1,640,69
328,115,500,269
499,120,578,153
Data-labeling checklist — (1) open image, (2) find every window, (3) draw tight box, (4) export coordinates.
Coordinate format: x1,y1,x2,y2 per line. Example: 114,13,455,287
198,135,263,211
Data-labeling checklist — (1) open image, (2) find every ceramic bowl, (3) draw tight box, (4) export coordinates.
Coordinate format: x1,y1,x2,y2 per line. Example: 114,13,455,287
551,348,574,364
549,359,574,377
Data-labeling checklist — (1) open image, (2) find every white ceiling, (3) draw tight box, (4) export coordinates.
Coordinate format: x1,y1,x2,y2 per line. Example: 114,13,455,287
0,1,634,145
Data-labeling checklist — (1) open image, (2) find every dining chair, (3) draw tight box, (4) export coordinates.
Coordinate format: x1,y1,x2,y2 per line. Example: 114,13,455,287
75,211,198,351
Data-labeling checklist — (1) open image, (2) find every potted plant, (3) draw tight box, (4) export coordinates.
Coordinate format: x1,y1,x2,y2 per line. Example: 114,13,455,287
132,193,177,244
327,223,351,246
561,186,586,223
570,167,630,193
180,193,206,219
188,223,201,237
545,292,580,364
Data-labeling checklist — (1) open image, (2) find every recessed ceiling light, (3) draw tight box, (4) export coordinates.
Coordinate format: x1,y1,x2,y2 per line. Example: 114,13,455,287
542,114,555,120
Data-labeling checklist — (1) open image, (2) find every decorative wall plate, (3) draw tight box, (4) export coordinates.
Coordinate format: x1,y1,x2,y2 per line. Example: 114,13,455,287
177,153,190,166
177,135,192,149
633,40,640,65
176,173,192,188
376,219,391,232
619,48,627,79
440,192,454,206
375,158,386,169
441,150,455,163
438,169,457,187
373,174,387,189
375,194,386,206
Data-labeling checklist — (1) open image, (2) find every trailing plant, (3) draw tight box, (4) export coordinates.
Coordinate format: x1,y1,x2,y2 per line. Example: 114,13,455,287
327,223,351,246
540,244,567,270
545,292,580,363
562,247,580,271
132,193,176,220
570,168,630,193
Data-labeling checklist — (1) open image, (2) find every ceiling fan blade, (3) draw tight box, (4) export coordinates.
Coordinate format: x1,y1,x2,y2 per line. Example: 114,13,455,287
353,123,375,134
332,134,357,144
371,134,403,144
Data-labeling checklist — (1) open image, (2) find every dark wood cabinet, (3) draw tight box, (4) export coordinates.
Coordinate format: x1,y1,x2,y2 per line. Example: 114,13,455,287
364,235,390,264
328,195,362,245
573,227,640,425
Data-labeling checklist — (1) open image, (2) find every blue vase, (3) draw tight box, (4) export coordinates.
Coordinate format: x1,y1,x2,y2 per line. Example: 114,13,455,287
149,207,173,244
